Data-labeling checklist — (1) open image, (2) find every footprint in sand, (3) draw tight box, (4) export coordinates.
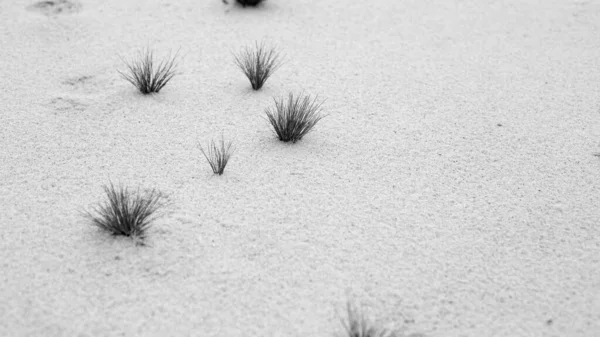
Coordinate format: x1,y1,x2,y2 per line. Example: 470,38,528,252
62,75,100,94
48,97,87,114
26,0,81,16
62,75,93,87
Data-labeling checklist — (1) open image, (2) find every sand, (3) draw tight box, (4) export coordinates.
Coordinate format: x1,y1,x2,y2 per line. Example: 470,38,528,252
1,0,599,336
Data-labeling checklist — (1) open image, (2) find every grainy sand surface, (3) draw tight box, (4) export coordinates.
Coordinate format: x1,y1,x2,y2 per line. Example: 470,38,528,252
1,0,599,336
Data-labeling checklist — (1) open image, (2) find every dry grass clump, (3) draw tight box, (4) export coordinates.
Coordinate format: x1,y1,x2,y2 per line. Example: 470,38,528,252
118,47,179,94
84,182,165,242
198,136,235,175
339,301,426,337
234,41,282,90
264,92,327,143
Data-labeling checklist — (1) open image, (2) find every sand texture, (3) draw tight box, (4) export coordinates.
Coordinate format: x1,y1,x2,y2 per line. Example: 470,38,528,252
1,0,599,336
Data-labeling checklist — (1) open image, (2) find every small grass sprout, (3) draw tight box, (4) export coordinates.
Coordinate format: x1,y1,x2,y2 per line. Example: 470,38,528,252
118,47,179,94
264,92,327,143
341,302,402,337
198,136,235,175
84,182,165,241
234,41,282,90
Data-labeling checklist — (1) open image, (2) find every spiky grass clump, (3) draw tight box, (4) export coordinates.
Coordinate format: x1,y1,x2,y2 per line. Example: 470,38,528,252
84,183,164,241
234,41,282,90
118,47,179,94
264,92,326,143
223,0,266,7
341,302,401,337
199,136,235,175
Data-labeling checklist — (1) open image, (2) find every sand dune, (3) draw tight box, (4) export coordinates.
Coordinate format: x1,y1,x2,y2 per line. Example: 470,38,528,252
1,0,599,336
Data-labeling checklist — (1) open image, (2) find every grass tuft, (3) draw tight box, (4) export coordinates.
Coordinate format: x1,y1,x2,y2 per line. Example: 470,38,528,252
223,0,266,7
234,41,282,90
199,136,235,175
264,92,327,143
118,47,179,94
341,302,401,337
84,182,165,241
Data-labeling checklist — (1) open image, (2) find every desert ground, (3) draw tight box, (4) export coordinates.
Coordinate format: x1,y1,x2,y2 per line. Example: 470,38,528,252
1,0,599,336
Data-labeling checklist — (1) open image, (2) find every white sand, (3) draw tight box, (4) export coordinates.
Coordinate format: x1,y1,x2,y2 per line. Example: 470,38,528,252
1,0,599,336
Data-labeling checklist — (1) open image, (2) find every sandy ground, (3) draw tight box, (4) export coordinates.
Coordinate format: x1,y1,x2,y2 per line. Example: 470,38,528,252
1,0,599,336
